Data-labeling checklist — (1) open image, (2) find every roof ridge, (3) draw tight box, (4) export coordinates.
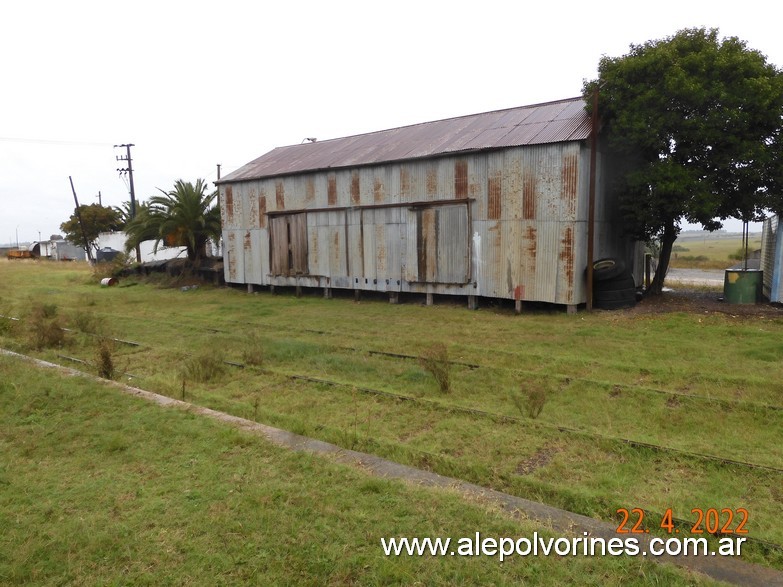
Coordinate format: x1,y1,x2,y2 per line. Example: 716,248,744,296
275,96,585,149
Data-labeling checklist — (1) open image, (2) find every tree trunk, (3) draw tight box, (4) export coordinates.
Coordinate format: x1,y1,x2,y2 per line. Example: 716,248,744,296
646,221,678,296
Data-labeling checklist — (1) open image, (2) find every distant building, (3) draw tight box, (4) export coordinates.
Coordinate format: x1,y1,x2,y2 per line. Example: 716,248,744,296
96,231,187,263
51,240,86,261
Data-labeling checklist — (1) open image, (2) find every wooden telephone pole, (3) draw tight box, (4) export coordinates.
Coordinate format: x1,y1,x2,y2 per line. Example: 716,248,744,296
115,143,141,262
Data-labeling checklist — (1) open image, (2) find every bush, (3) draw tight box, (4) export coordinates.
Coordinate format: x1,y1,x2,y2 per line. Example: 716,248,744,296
419,343,451,393
180,351,226,383
241,332,265,367
511,382,550,419
92,253,131,281
72,310,107,336
95,338,116,379
26,302,65,350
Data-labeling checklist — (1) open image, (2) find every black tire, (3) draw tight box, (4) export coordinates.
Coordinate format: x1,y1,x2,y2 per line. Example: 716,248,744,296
592,258,627,282
595,287,636,302
595,273,635,292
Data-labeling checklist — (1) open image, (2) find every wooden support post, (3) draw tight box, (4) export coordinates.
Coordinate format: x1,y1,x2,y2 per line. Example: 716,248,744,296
389,292,399,304
467,295,478,311
566,304,578,315
247,284,254,294
324,287,332,299
426,292,433,306
270,285,276,295
515,299,522,314
354,290,361,302
296,284,302,298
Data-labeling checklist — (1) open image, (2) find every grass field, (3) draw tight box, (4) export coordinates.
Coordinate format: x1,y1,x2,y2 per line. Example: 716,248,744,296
2,259,782,581
670,231,762,269
3,356,718,585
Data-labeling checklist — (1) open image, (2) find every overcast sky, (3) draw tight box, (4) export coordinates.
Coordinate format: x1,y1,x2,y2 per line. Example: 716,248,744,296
1,0,780,245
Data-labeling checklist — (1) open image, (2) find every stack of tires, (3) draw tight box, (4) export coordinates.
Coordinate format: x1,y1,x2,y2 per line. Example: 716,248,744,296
591,258,636,310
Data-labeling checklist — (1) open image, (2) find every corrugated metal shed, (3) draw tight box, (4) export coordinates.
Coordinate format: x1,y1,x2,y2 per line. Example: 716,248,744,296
220,97,591,183
218,97,638,309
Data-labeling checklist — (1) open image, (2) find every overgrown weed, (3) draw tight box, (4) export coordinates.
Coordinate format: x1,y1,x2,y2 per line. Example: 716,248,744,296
511,381,550,419
95,338,116,379
241,332,265,367
26,302,66,350
180,350,226,383
419,343,451,393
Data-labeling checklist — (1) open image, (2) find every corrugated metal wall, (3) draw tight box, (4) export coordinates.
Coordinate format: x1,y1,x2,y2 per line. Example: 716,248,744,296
761,215,782,302
220,141,621,306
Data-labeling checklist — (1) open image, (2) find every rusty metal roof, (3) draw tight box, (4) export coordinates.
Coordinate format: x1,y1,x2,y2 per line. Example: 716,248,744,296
220,97,591,183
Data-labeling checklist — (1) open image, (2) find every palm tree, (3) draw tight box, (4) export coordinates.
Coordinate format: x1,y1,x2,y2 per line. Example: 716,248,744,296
124,179,221,264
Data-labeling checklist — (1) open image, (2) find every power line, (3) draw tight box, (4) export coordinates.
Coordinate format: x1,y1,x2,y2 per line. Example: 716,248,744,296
0,136,113,147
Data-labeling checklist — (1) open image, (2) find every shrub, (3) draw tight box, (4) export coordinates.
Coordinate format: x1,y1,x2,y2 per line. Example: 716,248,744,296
92,253,131,281
419,343,451,393
241,332,265,367
511,382,550,419
72,310,107,336
95,338,116,379
180,351,226,383
26,302,65,350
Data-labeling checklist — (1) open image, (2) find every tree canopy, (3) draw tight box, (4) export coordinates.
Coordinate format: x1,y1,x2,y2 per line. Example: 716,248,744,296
124,179,221,264
60,204,123,255
584,27,783,294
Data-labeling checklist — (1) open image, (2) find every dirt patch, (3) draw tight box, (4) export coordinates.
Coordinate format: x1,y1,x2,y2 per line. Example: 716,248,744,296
516,446,560,475
628,289,783,319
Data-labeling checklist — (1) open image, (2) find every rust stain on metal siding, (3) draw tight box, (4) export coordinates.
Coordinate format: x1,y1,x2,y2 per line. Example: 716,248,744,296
426,166,438,196
258,195,267,228
526,225,537,264
454,160,468,198
224,186,234,225
561,151,578,217
228,233,238,282
275,181,285,210
244,230,252,251
351,171,361,205
373,177,384,203
400,168,411,199
522,173,536,220
375,225,386,273
417,208,438,282
328,174,337,205
487,172,502,220
305,177,315,204
559,225,574,288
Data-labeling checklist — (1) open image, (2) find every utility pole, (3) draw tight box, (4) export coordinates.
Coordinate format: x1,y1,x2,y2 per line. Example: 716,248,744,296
69,176,94,263
96,191,102,206
115,144,137,217
115,143,140,262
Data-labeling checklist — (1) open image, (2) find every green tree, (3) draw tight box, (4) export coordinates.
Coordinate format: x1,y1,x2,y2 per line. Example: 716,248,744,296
584,28,783,295
60,204,123,256
124,179,221,264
